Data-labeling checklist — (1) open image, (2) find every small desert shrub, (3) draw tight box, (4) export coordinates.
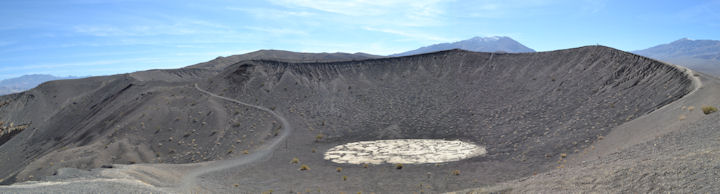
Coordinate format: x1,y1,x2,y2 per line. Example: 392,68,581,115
702,106,718,115
560,153,567,158
233,184,239,187
336,167,342,172
343,176,347,181
452,170,460,176
290,157,299,164
678,115,687,120
243,150,249,154
299,164,310,171
315,134,324,142
395,164,403,170
688,106,696,111
362,164,369,168
311,148,316,153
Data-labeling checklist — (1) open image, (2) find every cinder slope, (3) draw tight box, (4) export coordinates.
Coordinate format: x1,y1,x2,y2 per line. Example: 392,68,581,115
454,72,720,193
0,51,377,185
189,46,692,192
0,46,696,193
0,74,265,184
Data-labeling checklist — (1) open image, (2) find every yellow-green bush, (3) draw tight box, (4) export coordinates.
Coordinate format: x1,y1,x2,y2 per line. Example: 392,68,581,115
702,106,718,115
299,164,310,171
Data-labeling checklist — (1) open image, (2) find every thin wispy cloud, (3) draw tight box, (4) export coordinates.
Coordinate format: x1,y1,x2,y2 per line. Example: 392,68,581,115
268,0,449,27
675,0,720,26
363,27,452,42
268,0,392,16
73,23,229,37
173,50,254,58
0,41,14,47
70,14,234,37
583,0,607,13
286,39,401,55
0,56,203,79
227,7,315,19
269,0,446,16
0,58,159,72
0,0,718,79
244,26,308,36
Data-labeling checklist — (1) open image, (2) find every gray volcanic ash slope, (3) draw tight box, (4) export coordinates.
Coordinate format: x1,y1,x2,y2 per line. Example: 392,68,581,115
0,46,697,193
0,50,377,185
457,70,719,193
194,46,692,192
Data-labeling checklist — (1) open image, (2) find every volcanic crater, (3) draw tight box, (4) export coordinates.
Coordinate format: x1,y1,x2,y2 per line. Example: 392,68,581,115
0,46,704,193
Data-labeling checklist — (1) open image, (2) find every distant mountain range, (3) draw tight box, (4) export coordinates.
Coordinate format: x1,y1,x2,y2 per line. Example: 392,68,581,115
0,74,78,95
391,36,535,56
634,38,720,76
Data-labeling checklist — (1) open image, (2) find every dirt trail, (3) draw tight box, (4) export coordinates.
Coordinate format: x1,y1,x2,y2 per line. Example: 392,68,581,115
178,84,293,191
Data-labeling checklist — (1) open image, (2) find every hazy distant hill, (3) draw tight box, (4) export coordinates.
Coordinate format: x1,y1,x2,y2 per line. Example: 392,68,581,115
0,74,76,95
390,36,535,56
634,38,720,76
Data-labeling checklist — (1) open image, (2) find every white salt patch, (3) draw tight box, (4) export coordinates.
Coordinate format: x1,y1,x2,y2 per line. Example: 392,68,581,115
323,139,487,164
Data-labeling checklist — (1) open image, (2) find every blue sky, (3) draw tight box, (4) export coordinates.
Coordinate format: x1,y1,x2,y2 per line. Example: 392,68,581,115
1,0,719,79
